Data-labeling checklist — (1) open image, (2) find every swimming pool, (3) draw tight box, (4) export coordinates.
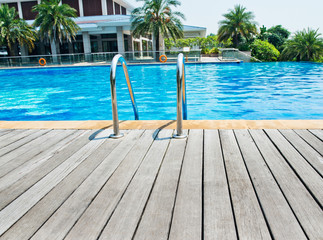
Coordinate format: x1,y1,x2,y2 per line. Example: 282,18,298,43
0,62,322,120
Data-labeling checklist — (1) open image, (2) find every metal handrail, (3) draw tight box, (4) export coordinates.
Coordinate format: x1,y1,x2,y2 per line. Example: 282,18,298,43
109,54,139,138
173,53,188,139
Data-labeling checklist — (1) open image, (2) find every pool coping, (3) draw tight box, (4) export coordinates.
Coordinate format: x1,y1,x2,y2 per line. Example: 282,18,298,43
0,120,322,129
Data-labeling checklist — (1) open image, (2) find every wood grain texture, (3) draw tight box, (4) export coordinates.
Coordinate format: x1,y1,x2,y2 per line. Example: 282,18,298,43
0,130,110,236
204,130,236,240
0,130,82,192
266,129,323,205
220,130,271,240
134,130,188,240
309,129,323,141
0,130,30,148
0,130,92,210
0,129,321,239
1,130,121,240
169,130,203,240
0,130,50,160
280,129,323,176
98,129,173,240
31,130,141,240
65,130,157,240
0,130,77,178
250,130,323,239
294,130,323,155
235,129,306,239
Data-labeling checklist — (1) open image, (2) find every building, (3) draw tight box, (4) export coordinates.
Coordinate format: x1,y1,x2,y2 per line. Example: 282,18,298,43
0,0,206,57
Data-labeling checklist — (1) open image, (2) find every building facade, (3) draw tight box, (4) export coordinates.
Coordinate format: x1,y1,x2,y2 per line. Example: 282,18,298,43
0,0,206,56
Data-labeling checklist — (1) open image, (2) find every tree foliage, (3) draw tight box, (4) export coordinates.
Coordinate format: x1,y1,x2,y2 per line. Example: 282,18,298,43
0,4,37,56
281,28,323,61
164,35,227,54
131,0,185,52
250,39,280,61
33,0,80,43
217,5,257,48
258,25,290,50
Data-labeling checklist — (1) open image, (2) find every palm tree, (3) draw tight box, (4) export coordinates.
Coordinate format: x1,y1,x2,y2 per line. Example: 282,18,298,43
131,0,185,58
0,4,37,56
32,0,80,57
217,5,257,48
281,28,323,61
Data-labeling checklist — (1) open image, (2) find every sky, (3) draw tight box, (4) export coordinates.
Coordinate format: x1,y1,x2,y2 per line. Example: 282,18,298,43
126,0,323,35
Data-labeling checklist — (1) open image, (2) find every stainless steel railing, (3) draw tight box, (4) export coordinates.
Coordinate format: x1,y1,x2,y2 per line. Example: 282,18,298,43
173,53,188,139
109,54,139,138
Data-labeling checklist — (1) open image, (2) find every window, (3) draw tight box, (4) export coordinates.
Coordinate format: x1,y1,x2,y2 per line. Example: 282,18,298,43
114,2,120,15
106,0,113,15
121,6,126,15
62,0,80,16
82,0,102,16
21,1,37,20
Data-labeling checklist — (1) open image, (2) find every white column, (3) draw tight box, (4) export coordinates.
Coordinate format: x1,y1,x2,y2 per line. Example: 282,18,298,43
159,35,165,52
82,32,91,54
139,36,143,58
152,34,156,59
102,0,107,15
37,0,41,4
112,1,115,14
116,27,125,53
78,0,84,17
17,1,23,19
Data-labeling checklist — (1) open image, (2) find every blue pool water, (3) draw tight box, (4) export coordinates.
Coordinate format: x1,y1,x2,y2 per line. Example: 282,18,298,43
0,62,322,120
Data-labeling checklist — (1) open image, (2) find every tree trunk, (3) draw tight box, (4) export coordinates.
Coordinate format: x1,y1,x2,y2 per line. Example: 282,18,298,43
6,46,14,57
50,38,58,63
234,34,238,48
156,31,160,61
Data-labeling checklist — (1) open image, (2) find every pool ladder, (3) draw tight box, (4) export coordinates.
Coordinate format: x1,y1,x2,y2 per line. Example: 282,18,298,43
109,54,139,138
109,53,187,139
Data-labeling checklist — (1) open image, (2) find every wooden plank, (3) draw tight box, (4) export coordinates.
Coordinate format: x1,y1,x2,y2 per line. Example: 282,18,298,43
98,129,173,240
133,130,188,240
203,130,236,240
65,130,157,240
0,129,12,137
266,129,323,205
0,130,29,148
0,130,50,159
250,130,323,239
294,129,323,155
31,130,143,240
309,129,323,141
0,130,37,149
280,129,323,175
0,130,93,210
220,130,271,240
235,130,306,239
0,130,83,192
0,129,111,236
0,130,76,178
169,130,203,240
0,130,124,240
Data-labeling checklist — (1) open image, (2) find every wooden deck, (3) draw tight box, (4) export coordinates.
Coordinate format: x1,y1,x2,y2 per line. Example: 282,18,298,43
0,128,322,240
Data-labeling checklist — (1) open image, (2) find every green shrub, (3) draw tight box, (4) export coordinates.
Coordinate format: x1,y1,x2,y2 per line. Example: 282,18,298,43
209,47,219,54
238,43,250,51
250,39,280,61
201,48,209,54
